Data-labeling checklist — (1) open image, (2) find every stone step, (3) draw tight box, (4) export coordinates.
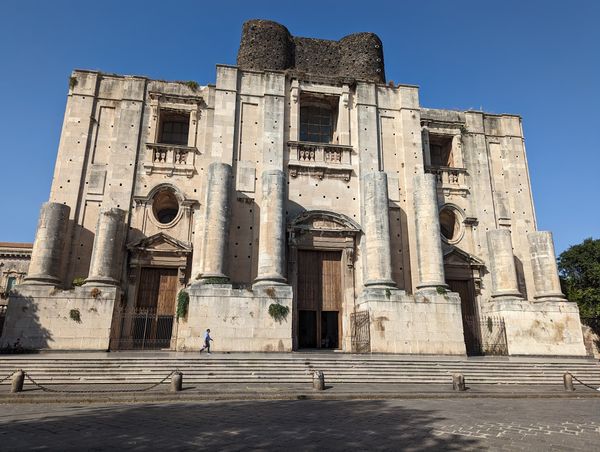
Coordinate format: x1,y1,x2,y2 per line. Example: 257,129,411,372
1,356,598,386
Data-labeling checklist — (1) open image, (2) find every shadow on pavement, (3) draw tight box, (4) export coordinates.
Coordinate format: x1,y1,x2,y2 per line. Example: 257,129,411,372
0,400,480,450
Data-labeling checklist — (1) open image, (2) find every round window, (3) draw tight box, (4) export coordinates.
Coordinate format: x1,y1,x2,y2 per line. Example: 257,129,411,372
152,188,179,225
439,206,463,243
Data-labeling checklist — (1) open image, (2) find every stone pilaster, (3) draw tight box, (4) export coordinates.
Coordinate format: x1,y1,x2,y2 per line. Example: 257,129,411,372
254,169,286,285
414,173,447,290
528,231,566,301
363,171,395,287
85,207,126,286
24,202,70,286
486,229,522,299
199,162,232,280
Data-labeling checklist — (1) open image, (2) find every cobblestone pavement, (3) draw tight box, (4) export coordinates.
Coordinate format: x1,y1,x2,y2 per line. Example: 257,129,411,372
0,398,598,451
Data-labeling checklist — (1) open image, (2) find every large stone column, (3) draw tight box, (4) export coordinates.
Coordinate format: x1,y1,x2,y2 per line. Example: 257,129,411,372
24,202,70,285
254,169,286,285
363,171,395,287
528,231,566,301
85,207,126,286
486,229,522,299
199,162,232,280
414,173,447,290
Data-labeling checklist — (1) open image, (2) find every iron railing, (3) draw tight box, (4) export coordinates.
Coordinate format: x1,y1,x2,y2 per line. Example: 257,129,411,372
0,305,6,338
350,310,371,353
112,308,175,350
464,315,508,356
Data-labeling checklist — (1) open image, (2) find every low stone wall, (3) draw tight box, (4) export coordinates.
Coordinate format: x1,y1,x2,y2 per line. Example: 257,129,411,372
0,285,118,350
488,299,587,356
176,284,293,352
357,288,467,355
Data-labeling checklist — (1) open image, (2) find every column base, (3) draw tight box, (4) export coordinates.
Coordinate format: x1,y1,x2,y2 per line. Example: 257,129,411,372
416,281,448,292
197,272,229,283
22,275,62,286
84,276,119,286
253,274,287,288
364,279,396,288
492,290,523,299
534,292,567,302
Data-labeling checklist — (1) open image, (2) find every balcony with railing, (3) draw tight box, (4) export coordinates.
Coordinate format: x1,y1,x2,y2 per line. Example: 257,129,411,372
288,141,353,181
143,143,197,178
425,166,469,197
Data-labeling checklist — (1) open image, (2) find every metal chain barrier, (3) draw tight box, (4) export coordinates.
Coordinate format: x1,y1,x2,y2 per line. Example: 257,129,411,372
1,369,180,394
0,370,19,384
565,371,600,391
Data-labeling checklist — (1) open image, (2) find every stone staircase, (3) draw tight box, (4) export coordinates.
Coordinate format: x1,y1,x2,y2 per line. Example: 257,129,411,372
1,353,599,387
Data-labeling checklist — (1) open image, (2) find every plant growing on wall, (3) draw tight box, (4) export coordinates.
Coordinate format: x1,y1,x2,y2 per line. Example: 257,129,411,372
436,286,447,295
177,290,190,319
268,303,289,322
179,80,199,91
69,76,78,90
72,277,86,287
69,309,81,323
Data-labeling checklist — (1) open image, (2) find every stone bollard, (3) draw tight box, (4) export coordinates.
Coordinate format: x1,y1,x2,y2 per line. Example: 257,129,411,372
11,370,24,393
452,373,466,391
171,371,183,392
313,370,325,391
563,372,575,391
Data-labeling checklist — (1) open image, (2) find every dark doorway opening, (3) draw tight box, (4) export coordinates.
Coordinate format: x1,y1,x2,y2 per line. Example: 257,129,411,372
447,279,481,356
296,250,343,349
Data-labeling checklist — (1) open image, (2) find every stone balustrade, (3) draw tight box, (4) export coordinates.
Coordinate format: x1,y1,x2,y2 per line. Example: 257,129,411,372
425,166,469,197
288,141,353,181
143,143,196,178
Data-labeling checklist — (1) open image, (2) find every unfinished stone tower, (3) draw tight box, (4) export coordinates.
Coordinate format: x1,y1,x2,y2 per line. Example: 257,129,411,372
1,19,586,356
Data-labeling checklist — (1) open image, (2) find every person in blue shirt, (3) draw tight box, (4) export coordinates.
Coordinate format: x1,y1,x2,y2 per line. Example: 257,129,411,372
199,328,213,354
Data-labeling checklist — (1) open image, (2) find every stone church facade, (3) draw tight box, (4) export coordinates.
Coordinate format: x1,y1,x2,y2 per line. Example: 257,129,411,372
1,20,586,355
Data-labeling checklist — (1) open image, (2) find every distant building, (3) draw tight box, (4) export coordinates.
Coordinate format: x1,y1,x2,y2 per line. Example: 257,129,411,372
0,242,31,304
1,20,586,356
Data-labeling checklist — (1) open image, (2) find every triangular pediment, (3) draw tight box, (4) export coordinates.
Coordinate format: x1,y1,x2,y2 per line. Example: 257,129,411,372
127,232,192,253
443,244,484,267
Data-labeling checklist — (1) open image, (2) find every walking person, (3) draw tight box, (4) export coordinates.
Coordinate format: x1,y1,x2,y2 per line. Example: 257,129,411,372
199,328,213,354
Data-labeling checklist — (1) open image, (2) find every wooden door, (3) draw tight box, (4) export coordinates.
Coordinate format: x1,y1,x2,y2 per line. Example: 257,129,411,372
134,268,178,348
447,279,481,356
297,251,342,349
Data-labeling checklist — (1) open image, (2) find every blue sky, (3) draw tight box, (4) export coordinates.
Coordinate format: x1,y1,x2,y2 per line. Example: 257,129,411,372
0,0,598,254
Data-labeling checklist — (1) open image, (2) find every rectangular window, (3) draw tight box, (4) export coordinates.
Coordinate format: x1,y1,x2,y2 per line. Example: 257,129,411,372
300,106,333,143
6,276,16,292
158,110,190,145
429,134,454,167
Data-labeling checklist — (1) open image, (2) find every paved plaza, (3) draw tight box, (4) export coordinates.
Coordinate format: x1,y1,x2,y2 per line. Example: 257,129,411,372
0,398,598,451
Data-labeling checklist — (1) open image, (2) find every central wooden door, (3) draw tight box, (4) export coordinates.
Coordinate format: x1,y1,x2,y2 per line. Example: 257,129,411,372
133,268,178,349
297,250,342,349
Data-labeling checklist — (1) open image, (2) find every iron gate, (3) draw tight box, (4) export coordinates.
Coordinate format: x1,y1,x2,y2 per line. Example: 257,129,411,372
464,315,508,356
0,305,6,338
351,310,371,353
111,308,175,350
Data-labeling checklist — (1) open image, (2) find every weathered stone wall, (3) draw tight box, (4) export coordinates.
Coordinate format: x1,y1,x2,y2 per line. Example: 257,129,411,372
357,289,466,355
176,284,293,352
237,19,385,83
1,285,118,350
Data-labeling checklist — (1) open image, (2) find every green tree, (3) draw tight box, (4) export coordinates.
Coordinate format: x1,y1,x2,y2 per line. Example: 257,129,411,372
557,238,600,318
